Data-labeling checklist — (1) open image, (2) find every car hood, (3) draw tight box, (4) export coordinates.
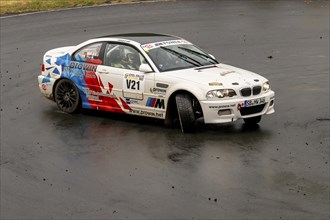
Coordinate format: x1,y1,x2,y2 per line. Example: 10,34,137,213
165,63,267,88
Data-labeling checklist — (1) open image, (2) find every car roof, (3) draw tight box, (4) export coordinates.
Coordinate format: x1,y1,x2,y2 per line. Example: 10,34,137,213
96,33,180,44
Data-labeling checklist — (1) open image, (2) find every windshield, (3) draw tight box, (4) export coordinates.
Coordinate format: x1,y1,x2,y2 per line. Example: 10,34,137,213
141,41,218,72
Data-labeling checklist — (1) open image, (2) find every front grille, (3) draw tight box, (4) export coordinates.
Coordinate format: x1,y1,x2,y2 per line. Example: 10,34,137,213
240,88,251,97
253,86,261,95
241,86,261,96
240,104,265,116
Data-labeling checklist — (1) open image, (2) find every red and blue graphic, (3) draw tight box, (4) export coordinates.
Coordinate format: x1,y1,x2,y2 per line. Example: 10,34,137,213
54,53,131,113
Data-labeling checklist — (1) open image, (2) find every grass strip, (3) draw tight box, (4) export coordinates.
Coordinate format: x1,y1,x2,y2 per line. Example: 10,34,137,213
0,0,148,15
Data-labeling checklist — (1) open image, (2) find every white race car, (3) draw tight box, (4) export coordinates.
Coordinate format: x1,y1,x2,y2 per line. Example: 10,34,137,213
38,33,275,132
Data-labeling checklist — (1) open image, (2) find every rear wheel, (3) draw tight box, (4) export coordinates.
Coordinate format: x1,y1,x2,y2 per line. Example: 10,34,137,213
175,94,197,133
243,115,262,125
54,79,81,113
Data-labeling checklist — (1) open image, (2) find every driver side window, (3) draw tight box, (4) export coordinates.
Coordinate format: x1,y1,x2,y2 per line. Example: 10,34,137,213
104,43,147,71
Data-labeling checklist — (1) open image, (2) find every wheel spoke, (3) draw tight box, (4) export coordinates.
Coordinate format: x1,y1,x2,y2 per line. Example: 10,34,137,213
55,79,80,113
64,101,69,108
69,96,76,102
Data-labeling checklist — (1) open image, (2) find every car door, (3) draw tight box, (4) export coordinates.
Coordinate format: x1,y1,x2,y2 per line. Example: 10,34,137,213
70,42,107,110
95,42,155,114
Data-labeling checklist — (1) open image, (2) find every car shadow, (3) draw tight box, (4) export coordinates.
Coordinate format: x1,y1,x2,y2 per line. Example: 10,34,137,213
42,107,270,137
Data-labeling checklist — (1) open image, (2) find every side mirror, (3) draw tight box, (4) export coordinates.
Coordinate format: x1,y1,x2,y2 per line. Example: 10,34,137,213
139,64,153,73
208,54,216,60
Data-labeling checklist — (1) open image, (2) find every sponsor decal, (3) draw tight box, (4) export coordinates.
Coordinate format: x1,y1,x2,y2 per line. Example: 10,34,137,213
209,104,236,109
123,73,145,92
209,82,223,86
150,87,166,95
125,73,144,81
146,98,165,109
84,88,116,99
85,94,101,102
41,84,47,91
86,73,97,79
129,109,164,118
144,44,154,49
68,61,97,72
125,98,139,105
118,39,131,43
141,39,191,51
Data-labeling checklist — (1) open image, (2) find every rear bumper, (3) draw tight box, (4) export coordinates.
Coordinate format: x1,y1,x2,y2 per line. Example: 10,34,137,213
200,91,275,124
38,75,56,100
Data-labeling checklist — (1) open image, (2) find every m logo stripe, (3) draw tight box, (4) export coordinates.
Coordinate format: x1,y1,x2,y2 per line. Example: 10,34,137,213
146,98,165,109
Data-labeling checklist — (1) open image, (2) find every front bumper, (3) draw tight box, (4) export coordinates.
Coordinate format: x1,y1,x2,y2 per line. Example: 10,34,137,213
38,75,56,100
200,91,275,124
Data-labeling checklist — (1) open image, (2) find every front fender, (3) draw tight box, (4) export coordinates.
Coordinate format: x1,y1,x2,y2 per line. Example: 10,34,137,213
165,82,207,103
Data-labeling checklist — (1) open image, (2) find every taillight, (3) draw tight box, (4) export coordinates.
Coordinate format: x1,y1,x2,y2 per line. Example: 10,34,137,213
41,64,45,72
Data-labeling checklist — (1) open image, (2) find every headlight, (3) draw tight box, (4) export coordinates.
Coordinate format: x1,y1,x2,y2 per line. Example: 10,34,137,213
263,82,270,91
206,89,236,99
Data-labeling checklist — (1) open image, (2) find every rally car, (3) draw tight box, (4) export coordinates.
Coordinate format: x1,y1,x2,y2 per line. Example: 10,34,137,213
38,33,275,132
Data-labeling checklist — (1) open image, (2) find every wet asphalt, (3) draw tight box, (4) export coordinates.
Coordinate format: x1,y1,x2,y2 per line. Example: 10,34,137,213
0,0,329,219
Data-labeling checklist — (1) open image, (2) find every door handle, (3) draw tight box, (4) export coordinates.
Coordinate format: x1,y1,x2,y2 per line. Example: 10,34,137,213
97,69,108,74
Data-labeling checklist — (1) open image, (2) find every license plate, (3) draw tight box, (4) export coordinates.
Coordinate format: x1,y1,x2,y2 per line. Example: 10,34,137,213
244,97,265,107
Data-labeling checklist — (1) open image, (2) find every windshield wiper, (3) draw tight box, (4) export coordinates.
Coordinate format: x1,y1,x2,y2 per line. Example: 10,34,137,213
160,46,202,67
178,47,218,64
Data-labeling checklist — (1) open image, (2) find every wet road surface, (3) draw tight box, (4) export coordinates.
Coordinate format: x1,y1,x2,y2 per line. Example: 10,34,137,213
1,0,329,219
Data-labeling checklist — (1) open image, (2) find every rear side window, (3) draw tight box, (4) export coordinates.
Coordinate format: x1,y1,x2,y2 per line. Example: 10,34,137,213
73,43,103,64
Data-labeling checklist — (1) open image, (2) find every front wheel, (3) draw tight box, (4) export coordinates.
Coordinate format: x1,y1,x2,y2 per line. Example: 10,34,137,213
175,94,197,133
54,79,81,113
243,115,262,125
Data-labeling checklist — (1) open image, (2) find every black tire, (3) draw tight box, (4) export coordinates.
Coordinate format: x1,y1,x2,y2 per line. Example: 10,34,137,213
243,115,262,125
54,79,81,113
175,93,197,133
